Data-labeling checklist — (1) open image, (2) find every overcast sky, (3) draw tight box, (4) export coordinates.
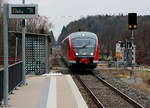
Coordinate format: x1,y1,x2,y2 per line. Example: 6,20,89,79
8,0,150,40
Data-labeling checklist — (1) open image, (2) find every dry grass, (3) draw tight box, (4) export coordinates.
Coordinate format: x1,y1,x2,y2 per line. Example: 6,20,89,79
100,67,150,94
131,84,150,94
141,71,150,84
101,68,131,79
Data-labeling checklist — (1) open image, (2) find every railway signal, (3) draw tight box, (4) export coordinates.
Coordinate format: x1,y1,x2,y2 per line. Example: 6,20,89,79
127,41,132,49
131,44,136,64
128,13,137,30
120,42,126,48
115,40,136,66
127,13,138,66
120,41,132,49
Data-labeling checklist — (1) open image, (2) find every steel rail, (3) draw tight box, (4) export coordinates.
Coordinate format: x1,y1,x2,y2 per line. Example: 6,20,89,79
76,75,105,108
93,73,144,108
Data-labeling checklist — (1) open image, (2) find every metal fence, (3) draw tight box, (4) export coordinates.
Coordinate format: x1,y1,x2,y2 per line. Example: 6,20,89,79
25,34,49,75
10,32,51,75
0,61,23,104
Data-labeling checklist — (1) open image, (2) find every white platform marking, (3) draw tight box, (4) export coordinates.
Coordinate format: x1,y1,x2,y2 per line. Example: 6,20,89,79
43,72,63,77
46,76,57,108
66,75,89,108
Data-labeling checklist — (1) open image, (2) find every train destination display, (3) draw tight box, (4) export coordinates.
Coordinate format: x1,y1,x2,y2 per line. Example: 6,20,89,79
11,7,35,14
9,4,38,19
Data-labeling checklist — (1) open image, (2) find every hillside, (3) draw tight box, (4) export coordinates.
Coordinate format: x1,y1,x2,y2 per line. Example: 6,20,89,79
58,15,150,64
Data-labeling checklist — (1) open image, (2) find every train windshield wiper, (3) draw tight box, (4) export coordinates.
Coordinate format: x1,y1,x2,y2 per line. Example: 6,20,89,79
81,42,89,48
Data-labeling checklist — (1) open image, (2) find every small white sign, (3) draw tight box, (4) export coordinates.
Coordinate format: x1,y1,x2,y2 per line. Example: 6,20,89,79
9,4,38,19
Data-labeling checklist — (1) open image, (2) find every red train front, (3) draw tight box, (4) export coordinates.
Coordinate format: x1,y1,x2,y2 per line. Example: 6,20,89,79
60,32,99,68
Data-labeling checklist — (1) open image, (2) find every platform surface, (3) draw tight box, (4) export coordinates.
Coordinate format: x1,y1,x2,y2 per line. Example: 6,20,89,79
0,75,44,108
0,73,88,108
38,73,88,108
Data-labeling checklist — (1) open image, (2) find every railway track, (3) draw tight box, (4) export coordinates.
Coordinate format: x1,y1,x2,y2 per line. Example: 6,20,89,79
75,70,144,108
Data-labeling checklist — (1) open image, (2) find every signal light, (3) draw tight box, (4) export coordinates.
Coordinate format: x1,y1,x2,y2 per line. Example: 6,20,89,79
133,25,137,29
128,25,137,29
128,25,132,29
128,13,137,30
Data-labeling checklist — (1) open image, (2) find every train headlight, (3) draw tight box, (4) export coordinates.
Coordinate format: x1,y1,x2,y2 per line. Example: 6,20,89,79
91,53,93,55
76,53,79,56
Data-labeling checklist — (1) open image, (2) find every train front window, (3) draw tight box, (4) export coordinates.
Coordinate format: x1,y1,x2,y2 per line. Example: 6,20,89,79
72,38,96,48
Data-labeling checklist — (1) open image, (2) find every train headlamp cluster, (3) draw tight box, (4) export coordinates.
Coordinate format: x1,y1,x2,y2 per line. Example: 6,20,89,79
82,34,85,36
76,53,93,56
76,53,79,56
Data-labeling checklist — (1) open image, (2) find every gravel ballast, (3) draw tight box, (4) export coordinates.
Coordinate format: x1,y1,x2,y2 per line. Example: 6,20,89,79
95,69,150,108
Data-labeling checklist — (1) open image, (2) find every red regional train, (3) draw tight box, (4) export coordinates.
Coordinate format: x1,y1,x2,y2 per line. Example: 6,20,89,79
60,32,99,68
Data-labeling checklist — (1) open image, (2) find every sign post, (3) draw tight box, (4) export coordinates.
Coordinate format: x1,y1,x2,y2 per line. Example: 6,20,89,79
22,0,26,86
9,4,38,85
22,19,26,85
3,4,9,106
2,3,38,106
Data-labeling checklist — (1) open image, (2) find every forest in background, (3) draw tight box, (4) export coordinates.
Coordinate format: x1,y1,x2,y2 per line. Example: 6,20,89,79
58,15,150,65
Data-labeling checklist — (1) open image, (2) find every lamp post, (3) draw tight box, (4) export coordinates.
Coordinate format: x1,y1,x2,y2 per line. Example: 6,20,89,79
3,4,9,106
22,0,26,85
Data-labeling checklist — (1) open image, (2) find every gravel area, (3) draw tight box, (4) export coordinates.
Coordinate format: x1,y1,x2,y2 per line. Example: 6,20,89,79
95,69,150,108
79,74,136,108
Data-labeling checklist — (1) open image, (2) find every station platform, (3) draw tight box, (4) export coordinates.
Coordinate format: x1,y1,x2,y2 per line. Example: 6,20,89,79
0,73,88,108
